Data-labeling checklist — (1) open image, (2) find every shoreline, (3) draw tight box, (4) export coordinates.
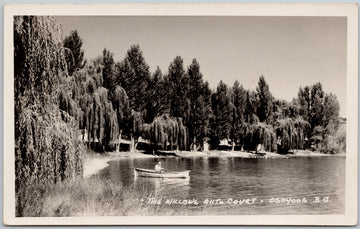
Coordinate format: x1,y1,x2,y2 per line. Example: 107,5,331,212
83,151,166,178
83,157,111,178
83,149,345,178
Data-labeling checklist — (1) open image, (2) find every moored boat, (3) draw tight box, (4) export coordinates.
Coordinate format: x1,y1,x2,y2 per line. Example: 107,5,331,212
134,168,190,178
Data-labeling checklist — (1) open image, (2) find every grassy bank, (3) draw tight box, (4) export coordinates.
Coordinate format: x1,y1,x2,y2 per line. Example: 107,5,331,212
16,175,176,217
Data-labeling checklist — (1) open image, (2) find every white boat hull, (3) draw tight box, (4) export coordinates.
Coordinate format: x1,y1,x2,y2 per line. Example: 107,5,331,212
134,168,190,178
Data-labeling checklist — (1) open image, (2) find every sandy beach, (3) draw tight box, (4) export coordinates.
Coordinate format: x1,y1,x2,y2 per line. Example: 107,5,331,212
83,157,111,178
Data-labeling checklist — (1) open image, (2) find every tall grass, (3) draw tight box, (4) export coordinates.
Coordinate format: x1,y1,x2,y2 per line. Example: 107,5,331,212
16,175,175,217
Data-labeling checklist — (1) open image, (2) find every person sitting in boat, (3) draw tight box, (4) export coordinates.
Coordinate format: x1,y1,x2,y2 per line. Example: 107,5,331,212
154,161,164,173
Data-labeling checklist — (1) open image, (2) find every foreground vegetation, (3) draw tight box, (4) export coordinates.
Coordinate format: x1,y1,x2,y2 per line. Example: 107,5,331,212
14,16,346,216
16,176,173,217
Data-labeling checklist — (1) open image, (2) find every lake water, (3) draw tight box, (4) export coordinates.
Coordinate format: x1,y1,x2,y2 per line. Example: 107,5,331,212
98,156,345,215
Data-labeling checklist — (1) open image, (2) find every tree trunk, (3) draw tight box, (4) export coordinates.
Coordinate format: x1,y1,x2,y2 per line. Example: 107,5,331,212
130,134,135,153
192,136,197,152
135,141,138,151
231,141,235,151
116,131,122,153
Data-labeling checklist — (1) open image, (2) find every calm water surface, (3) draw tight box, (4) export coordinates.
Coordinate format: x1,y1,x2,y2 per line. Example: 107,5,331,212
98,156,345,215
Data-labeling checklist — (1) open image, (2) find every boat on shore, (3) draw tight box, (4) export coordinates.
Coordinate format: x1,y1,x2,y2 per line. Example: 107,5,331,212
134,168,190,178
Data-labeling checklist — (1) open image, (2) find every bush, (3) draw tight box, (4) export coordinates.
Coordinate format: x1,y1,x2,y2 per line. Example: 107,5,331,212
322,122,346,154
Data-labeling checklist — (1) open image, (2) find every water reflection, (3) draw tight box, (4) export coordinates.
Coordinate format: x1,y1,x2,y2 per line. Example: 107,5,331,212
99,156,345,215
134,176,190,197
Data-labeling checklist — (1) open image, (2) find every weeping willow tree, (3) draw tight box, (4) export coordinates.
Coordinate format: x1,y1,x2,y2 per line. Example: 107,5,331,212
129,110,143,153
241,122,276,152
104,99,119,150
275,118,310,154
145,114,188,151
111,85,130,152
14,16,84,216
70,60,123,152
177,117,189,151
293,118,311,150
59,88,82,123
82,77,119,151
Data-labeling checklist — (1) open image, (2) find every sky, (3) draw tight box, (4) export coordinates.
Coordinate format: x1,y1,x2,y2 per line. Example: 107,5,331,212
56,16,347,117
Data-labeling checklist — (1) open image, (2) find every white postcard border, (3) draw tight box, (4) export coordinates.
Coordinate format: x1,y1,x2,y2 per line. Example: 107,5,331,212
3,3,358,225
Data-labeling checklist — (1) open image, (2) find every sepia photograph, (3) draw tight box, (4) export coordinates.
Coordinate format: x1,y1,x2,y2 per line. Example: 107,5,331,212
3,3,358,225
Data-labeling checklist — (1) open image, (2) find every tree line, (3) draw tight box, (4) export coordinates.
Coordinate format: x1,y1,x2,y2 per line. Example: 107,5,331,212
14,17,345,214
59,31,343,155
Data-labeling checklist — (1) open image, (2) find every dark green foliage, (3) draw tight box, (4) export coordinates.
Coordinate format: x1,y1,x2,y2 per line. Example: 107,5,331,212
71,59,128,152
230,80,247,146
116,45,151,113
63,46,140,153
293,118,311,149
210,81,234,147
314,119,343,154
274,118,310,153
186,59,212,149
58,80,83,125
148,114,188,151
200,82,213,139
256,76,273,123
323,93,340,130
310,125,325,150
102,48,116,91
63,30,85,75
111,85,130,133
144,67,169,123
165,56,190,121
331,120,346,154
66,43,342,154
297,86,311,121
14,16,66,111
241,122,276,152
309,82,325,128
244,91,259,124
14,16,84,215
130,110,143,138
296,82,341,152
104,101,119,150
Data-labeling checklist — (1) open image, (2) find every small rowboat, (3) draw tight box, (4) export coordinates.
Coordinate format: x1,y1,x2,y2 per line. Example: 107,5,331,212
134,168,190,178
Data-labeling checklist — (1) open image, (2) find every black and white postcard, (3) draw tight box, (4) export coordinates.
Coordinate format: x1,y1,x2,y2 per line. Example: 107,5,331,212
3,3,358,225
